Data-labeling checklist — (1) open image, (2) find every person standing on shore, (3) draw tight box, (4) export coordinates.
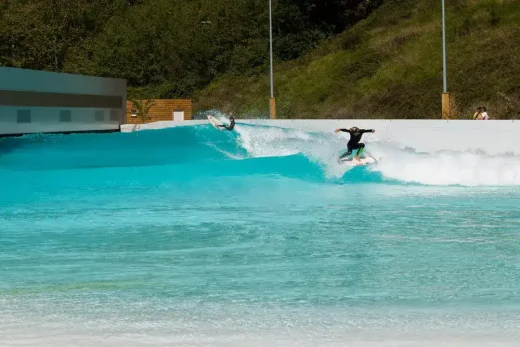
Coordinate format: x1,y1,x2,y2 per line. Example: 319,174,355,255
473,106,490,120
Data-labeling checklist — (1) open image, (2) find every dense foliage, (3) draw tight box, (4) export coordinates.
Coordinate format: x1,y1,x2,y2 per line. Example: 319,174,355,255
1,0,518,119
0,0,381,98
195,0,520,119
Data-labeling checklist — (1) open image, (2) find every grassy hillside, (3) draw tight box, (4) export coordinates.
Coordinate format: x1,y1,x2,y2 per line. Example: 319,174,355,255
194,0,520,119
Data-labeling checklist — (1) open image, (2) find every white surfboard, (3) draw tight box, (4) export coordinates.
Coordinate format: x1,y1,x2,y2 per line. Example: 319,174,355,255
339,156,377,167
207,115,224,130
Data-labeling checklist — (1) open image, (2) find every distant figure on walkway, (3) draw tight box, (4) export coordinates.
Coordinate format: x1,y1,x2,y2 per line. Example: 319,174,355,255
473,106,489,120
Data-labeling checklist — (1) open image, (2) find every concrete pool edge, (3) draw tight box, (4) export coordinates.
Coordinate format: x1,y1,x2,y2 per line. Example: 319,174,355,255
120,119,520,155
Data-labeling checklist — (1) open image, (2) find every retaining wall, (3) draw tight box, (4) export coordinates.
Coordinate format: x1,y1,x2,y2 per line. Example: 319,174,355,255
120,119,520,155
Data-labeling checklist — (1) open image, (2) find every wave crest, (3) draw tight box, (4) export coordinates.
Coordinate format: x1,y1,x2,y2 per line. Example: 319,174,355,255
2,121,520,187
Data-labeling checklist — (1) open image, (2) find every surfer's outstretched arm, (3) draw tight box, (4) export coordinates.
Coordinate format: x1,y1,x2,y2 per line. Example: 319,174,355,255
335,128,375,133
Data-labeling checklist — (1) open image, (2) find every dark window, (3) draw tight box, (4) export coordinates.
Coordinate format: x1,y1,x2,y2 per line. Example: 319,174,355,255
110,109,119,122
17,110,31,123
0,90,122,108
95,110,104,122
60,110,71,122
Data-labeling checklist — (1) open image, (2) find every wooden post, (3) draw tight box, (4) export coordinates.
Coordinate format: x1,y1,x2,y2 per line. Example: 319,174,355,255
270,97,276,119
442,92,451,120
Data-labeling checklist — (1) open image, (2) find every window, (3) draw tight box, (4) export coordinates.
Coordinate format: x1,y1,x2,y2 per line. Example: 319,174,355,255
17,110,31,123
95,110,104,122
110,109,119,122
60,110,71,122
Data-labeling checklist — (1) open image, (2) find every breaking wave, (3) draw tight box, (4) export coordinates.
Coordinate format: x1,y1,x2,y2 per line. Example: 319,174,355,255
1,120,520,187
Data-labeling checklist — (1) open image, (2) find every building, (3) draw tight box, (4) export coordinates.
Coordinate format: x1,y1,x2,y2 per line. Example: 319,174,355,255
0,67,126,137
126,99,192,124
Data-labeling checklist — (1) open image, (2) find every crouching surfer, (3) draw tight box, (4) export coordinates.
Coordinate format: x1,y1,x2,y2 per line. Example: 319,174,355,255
335,127,375,163
217,116,235,131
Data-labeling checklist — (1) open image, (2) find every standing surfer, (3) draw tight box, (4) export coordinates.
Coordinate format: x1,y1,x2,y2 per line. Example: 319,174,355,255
335,127,375,162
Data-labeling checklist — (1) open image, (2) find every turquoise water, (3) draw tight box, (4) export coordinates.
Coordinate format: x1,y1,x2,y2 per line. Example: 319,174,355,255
1,123,520,346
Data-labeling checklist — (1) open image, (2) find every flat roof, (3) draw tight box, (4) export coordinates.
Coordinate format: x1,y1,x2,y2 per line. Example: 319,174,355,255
0,66,126,96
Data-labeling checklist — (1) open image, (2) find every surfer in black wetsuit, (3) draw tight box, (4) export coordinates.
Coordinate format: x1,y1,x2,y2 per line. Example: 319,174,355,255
335,127,375,162
217,116,235,131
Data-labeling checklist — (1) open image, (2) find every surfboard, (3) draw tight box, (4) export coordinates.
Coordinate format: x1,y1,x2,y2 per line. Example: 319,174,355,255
339,156,377,166
207,115,224,130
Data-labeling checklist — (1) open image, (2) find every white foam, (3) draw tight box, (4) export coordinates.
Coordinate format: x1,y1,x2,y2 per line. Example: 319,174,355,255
234,124,351,177
2,302,520,347
369,144,520,186
234,125,306,158
232,124,520,186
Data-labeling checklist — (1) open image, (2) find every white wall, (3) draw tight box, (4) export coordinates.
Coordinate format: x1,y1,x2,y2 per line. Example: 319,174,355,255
0,106,120,135
120,119,520,155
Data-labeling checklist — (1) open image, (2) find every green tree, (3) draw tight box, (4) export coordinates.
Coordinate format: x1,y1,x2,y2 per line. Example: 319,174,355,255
129,98,156,123
0,0,139,71
0,0,383,100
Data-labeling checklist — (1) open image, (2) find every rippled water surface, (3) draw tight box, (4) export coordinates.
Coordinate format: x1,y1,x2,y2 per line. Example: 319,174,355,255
1,123,520,346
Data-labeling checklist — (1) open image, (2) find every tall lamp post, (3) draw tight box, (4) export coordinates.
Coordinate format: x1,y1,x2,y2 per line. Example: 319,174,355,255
269,0,276,119
441,0,451,119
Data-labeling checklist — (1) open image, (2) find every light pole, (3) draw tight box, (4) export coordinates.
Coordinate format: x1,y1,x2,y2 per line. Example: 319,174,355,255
269,0,276,119
441,0,451,119
442,0,447,93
